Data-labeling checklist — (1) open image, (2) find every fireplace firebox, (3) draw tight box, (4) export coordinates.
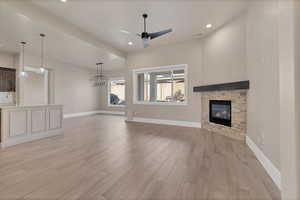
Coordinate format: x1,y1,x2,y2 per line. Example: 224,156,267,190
209,100,232,127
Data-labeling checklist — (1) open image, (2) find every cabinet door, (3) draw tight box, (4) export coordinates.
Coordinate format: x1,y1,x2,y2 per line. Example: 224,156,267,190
49,109,62,130
9,110,27,137
8,70,16,92
0,68,16,92
3,71,8,92
0,70,4,92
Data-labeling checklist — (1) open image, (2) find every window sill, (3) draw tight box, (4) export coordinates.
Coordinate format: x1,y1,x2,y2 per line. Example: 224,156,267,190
133,101,188,106
108,105,126,108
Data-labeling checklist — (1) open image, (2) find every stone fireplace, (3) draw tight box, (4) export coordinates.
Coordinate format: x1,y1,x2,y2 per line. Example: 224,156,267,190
194,81,249,141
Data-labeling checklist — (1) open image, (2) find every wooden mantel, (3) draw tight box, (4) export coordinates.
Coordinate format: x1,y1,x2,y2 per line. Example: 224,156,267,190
193,80,250,92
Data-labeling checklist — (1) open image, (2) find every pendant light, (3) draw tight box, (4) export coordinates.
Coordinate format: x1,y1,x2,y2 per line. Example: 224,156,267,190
40,33,46,73
20,41,28,77
93,62,106,87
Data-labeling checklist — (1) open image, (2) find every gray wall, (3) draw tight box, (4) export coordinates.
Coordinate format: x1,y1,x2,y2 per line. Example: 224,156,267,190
23,71,45,105
246,1,280,169
278,0,300,198
54,64,101,114
295,2,300,196
202,15,247,84
25,53,102,114
0,52,14,67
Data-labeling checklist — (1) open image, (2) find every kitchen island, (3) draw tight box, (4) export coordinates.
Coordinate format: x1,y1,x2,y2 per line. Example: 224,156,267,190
1,104,63,148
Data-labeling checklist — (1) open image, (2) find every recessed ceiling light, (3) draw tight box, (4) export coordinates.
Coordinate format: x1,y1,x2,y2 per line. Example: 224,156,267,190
206,24,212,29
60,0,67,2
128,41,133,46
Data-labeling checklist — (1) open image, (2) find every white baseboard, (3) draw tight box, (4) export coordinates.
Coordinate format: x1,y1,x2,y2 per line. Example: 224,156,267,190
127,117,202,128
64,110,125,119
1,129,63,148
97,110,125,116
246,136,281,190
64,111,100,118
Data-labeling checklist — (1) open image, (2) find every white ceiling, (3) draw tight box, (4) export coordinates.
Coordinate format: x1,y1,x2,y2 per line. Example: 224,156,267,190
0,2,126,70
0,0,248,70
32,0,248,52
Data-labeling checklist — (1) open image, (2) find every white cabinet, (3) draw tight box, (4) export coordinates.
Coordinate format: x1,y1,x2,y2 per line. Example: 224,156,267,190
31,109,47,134
9,110,27,137
1,105,63,147
49,108,62,130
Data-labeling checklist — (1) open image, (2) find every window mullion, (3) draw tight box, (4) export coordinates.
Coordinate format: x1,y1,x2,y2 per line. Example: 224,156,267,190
171,70,174,100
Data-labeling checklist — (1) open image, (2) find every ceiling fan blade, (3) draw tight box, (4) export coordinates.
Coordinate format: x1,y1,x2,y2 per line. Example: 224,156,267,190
120,29,131,34
120,29,140,37
149,28,172,40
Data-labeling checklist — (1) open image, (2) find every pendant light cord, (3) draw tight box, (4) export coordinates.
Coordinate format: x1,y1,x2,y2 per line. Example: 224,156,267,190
22,44,24,71
21,42,26,72
40,34,45,68
41,36,44,68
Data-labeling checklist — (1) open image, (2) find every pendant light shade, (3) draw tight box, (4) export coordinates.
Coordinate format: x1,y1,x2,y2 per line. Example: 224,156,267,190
20,41,28,77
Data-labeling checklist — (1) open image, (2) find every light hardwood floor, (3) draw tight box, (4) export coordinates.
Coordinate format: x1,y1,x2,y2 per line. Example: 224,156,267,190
0,115,280,200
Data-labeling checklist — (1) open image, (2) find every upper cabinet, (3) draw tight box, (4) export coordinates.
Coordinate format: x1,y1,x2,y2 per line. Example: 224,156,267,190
0,67,16,92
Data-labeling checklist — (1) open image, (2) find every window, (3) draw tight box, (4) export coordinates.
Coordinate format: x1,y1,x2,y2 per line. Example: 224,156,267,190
133,65,187,105
108,78,125,107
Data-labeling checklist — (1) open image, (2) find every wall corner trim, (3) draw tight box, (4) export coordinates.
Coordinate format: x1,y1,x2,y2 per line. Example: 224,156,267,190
64,110,125,119
126,117,202,128
246,136,282,190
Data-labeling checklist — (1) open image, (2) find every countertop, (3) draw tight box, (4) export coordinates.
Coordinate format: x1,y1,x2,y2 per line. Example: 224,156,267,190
0,104,63,110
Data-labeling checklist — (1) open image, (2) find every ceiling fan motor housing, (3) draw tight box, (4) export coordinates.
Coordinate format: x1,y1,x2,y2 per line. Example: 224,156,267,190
141,32,149,39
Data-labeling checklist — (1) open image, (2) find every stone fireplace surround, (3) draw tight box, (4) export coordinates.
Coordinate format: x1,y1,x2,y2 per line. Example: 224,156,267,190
194,81,249,141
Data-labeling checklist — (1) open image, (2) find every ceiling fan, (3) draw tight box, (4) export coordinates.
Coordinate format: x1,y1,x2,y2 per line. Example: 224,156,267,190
121,13,173,48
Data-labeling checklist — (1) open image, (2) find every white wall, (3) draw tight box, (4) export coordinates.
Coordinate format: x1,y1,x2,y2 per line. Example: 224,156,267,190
246,1,281,170
295,1,300,197
0,52,14,68
202,14,247,84
278,0,300,198
23,53,101,114
294,0,300,199
23,71,45,105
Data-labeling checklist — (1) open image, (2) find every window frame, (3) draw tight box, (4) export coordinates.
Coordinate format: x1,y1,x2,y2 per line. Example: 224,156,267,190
107,77,126,108
132,64,188,106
